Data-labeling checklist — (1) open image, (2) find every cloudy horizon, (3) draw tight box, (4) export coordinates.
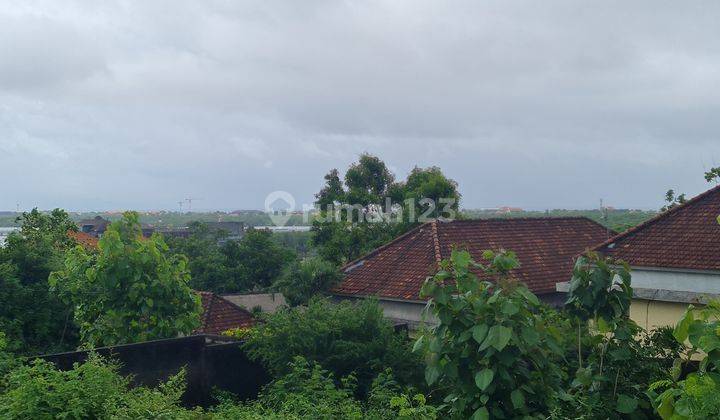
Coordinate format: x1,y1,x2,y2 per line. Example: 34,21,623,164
1,1,719,212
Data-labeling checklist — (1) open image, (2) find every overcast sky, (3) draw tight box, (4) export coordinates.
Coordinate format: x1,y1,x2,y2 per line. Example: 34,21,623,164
1,1,719,211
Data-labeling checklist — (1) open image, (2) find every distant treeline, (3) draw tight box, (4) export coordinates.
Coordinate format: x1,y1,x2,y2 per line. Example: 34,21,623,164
0,208,656,233
461,209,656,232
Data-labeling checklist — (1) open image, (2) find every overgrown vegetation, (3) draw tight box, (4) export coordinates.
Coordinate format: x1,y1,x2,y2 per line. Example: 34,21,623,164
243,297,424,397
166,223,296,294
312,154,461,265
50,212,202,347
0,209,80,354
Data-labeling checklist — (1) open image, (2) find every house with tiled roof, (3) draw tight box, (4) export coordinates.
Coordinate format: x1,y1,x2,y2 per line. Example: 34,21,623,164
194,291,255,335
561,185,720,330
332,217,611,327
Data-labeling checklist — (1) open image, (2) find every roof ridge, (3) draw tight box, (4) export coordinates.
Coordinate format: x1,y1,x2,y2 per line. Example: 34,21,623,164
430,220,442,266
594,183,720,252
200,292,214,328
453,216,603,222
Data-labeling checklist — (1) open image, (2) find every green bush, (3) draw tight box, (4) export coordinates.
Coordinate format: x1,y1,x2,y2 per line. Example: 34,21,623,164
211,357,435,420
243,297,425,396
0,354,203,420
50,212,201,347
649,300,720,419
416,249,565,419
273,257,341,306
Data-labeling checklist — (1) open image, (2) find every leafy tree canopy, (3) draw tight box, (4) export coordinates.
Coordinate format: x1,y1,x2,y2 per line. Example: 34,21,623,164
50,212,201,347
165,224,296,294
273,257,341,306
243,297,424,397
312,154,460,265
0,208,79,354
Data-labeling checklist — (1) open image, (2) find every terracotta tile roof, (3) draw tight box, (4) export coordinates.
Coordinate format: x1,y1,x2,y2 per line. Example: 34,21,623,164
332,217,611,300
67,230,99,250
595,184,720,271
195,291,255,335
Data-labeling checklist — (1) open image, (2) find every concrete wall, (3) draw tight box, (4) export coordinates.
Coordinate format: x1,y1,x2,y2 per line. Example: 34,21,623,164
631,268,720,294
335,292,564,329
629,299,688,330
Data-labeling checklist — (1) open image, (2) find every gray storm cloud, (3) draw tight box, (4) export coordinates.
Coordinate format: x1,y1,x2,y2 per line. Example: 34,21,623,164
1,0,719,211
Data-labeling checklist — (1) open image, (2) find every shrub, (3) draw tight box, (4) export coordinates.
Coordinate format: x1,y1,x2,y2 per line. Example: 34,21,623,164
649,300,720,419
273,257,341,306
0,354,198,420
416,249,565,419
243,297,424,396
50,212,201,347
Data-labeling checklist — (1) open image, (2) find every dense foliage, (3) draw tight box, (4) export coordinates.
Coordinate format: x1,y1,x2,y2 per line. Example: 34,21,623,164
312,154,460,265
165,223,295,293
273,257,341,306
0,354,197,419
551,254,682,418
50,212,201,347
0,209,79,354
649,300,720,419
417,249,565,419
243,297,424,397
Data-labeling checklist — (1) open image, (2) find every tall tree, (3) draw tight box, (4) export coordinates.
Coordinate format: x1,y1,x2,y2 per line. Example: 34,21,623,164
0,208,79,354
50,212,201,347
312,155,460,265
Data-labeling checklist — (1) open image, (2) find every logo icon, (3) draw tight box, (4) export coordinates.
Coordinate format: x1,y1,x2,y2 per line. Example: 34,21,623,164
264,191,295,226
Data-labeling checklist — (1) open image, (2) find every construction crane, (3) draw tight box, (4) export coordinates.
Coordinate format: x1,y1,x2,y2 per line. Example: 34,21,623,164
185,197,202,212
177,201,184,212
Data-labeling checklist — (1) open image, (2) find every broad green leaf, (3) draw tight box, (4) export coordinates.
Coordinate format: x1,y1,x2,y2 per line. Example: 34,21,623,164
425,365,441,385
521,327,539,346
616,394,638,414
511,389,525,409
412,336,424,353
491,325,512,351
472,406,489,420
472,324,489,344
516,287,539,305
673,310,693,343
501,301,519,316
474,368,494,391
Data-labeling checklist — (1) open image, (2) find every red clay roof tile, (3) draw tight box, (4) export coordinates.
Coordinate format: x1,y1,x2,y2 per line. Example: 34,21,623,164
595,184,720,271
332,217,610,300
195,291,255,335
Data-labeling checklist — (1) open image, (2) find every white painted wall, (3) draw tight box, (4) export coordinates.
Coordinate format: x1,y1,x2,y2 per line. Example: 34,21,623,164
631,268,720,294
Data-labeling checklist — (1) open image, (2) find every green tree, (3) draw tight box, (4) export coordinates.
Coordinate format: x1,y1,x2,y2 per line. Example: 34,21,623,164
273,257,341,306
221,228,296,291
165,222,237,293
404,166,461,220
312,155,460,265
661,189,687,212
416,249,565,419
0,208,79,354
704,166,720,184
243,297,424,397
557,253,671,418
650,300,720,419
50,212,201,347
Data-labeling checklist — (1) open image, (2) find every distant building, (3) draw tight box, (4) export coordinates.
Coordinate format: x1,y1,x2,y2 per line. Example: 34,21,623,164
77,216,110,237
195,292,256,335
496,206,523,214
67,230,99,249
147,221,245,242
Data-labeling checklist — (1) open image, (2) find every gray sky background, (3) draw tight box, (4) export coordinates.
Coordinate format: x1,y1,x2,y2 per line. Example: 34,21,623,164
1,1,720,211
